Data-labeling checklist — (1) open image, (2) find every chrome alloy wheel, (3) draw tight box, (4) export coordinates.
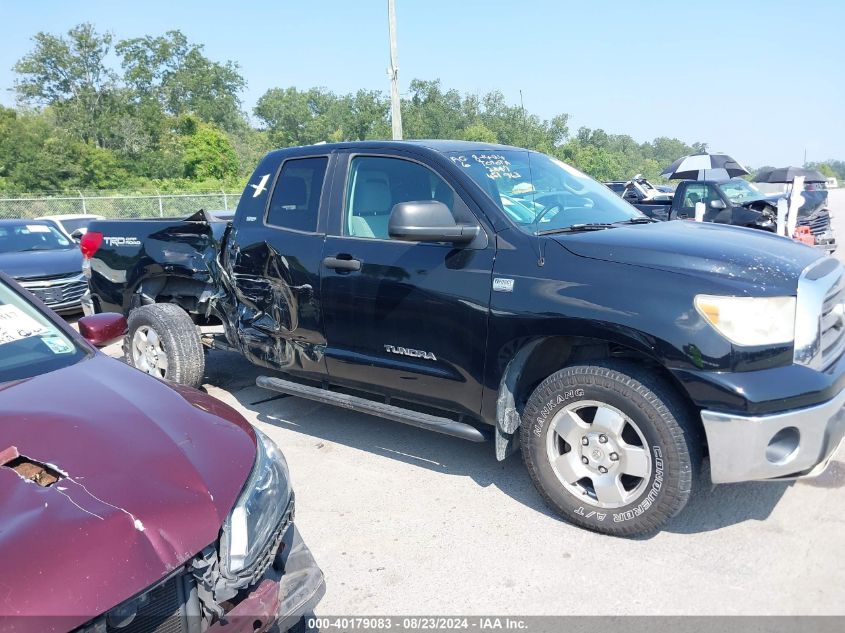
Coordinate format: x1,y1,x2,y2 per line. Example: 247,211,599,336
131,325,169,379
546,400,652,509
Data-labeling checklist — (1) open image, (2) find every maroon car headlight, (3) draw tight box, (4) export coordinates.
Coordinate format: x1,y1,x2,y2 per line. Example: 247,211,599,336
221,428,292,575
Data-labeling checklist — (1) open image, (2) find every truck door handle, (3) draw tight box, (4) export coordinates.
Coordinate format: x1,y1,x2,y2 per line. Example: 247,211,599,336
323,256,361,272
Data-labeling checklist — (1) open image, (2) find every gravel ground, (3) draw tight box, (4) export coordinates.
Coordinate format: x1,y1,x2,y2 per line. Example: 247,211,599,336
97,191,845,616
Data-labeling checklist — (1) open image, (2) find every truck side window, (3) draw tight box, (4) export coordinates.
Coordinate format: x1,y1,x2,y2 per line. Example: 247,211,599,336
681,183,708,212
344,156,458,240
266,157,328,232
622,188,639,203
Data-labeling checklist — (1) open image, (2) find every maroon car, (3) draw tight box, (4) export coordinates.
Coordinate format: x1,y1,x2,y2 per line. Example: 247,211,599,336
0,273,324,632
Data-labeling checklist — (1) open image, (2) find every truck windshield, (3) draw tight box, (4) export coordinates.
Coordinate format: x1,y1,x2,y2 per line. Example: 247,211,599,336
446,150,644,234
0,279,85,383
720,179,765,203
0,222,74,253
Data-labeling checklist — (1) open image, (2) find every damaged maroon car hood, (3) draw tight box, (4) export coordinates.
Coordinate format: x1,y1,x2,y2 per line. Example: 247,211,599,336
0,353,256,631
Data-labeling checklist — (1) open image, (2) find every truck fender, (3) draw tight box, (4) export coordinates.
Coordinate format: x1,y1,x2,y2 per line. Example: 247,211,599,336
494,339,543,461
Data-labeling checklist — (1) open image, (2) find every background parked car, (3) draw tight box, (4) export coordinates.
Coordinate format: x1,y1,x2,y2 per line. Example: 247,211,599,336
0,219,85,314
40,213,105,240
0,271,324,632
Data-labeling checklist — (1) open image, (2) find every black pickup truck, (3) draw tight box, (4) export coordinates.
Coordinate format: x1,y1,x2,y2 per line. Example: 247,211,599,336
81,141,845,537
630,178,778,227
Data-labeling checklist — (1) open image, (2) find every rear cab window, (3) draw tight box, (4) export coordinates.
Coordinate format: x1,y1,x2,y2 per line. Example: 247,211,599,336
265,157,329,233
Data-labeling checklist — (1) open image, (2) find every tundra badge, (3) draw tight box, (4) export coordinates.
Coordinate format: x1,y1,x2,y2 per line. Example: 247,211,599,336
384,345,437,361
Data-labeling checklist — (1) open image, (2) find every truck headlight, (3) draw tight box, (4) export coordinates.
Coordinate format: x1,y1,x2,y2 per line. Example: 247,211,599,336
221,428,292,575
694,295,796,346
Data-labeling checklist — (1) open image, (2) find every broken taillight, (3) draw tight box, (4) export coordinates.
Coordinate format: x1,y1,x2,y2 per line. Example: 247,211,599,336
80,230,104,259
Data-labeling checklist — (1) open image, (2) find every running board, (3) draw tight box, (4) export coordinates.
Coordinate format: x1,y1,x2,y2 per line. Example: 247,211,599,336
255,375,490,443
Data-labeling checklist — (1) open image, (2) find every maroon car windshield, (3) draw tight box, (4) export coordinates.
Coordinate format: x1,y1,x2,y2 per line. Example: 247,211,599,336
0,280,85,382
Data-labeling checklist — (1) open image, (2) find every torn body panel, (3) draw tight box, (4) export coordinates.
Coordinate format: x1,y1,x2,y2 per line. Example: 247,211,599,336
0,447,64,486
85,212,228,318
86,206,329,380
210,226,328,378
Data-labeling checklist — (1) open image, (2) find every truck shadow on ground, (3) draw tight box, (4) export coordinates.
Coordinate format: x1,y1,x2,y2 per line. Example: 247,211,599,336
205,350,797,537
663,466,791,535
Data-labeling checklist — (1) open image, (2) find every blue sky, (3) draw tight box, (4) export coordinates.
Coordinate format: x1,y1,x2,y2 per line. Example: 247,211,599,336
1,0,842,167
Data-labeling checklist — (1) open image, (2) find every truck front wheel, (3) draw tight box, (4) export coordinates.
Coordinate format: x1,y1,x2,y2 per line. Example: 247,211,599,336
520,362,701,537
124,303,205,389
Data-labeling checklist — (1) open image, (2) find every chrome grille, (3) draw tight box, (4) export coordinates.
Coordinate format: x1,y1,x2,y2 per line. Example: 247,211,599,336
19,273,86,308
820,279,845,367
798,209,831,237
795,258,845,370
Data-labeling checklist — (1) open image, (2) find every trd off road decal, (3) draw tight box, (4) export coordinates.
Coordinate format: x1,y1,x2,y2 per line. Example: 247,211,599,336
103,236,141,247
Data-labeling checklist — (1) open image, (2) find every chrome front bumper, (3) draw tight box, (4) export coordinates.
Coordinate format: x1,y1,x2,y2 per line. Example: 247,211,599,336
702,386,845,484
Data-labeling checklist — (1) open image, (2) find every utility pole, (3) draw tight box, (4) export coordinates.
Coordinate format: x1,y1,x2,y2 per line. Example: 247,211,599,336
387,0,403,140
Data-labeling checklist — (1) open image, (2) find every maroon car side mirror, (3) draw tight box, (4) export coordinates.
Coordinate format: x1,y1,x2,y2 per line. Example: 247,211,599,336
78,313,128,348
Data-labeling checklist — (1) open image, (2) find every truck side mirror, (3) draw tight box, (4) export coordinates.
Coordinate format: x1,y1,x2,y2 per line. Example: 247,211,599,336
70,229,85,242
710,199,727,210
388,201,480,245
78,313,127,347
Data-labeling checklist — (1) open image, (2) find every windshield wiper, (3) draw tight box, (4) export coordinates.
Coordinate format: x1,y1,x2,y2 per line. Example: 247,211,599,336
538,223,616,235
613,217,655,225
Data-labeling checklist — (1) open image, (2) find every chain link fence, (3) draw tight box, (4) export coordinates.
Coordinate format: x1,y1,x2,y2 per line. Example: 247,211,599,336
0,191,243,220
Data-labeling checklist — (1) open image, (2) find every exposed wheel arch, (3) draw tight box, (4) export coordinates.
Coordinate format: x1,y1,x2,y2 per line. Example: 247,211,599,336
131,275,220,324
494,335,703,461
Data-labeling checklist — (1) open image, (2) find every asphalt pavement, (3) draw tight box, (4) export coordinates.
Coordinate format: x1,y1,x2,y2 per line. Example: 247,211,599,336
102,191,845,616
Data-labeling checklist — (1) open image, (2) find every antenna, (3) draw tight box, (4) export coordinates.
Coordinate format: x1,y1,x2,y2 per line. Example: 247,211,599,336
387,0,403,140
519,89,527,144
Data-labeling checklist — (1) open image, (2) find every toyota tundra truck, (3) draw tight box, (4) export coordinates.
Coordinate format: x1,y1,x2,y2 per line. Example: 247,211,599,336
80,141,845,537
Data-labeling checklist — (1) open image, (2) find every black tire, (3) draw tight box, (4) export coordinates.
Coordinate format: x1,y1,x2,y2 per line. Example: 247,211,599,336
520,361,701,537
124,303,205,389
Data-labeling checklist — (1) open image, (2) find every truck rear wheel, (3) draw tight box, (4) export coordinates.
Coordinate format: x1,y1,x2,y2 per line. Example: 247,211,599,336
124,303,205,389
520,361,700,537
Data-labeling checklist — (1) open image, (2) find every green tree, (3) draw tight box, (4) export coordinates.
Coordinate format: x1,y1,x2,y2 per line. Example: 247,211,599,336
179,117,239,180
560,142,623,182
809,160,845,181
14,23,122,147
117,30,246,133
461,123,497,143
76,142,130,189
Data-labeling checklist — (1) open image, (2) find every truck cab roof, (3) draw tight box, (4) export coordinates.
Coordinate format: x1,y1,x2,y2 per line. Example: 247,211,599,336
262,139,524,160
